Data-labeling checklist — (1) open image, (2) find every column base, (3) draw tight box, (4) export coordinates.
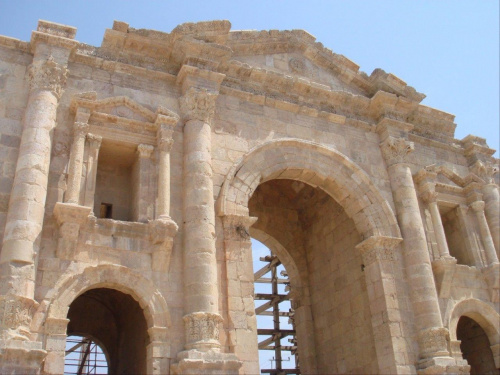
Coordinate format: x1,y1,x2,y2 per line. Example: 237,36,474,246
417,356,470,374
170,349,242,375
0,339,46,374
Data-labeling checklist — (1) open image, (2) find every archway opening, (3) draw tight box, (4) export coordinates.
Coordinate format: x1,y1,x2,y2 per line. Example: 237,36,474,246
66,288,149,375
64,335,108,374
457,316,498,375
249,179,377,374
252,238,298,374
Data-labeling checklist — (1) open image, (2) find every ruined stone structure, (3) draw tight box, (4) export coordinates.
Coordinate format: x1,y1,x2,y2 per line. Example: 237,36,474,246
0,19,498,374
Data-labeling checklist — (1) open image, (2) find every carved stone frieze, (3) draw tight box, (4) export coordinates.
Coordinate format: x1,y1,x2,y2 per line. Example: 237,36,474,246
380,136,414,167
183,311,223,349
179,87,218,123
27,56,68,98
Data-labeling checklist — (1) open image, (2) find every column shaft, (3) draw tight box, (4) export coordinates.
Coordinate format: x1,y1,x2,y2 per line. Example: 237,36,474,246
483,184,500,255
83,135,102,211
65,122,88,204
428,200,451,258
157,145,172,218
1,89,58,264
183,118,218,315
471,201,499,266
380,135,452,367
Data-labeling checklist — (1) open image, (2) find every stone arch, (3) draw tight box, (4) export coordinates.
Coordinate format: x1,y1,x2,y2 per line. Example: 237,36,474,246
447,298,500,346
44,264,171,332
217,138,400,240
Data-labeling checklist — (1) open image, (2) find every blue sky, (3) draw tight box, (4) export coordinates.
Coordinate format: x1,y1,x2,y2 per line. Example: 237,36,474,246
0,1,498,155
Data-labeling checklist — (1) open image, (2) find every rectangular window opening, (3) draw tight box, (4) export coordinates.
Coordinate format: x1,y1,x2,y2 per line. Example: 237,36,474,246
100,203,113,219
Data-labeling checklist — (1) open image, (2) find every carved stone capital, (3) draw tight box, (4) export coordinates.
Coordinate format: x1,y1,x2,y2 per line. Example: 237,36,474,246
87,133,102,149
0,295,38,341
137,144,154,159
417,327,450,358
157,125,175,152
27,56,68,99
183,312,223,350
471,160,499,185
179,87,218,124
421,190,438,204
380,136,414,166
73,122,89,139
470,200,485,213
355,236,402,266
222,214,258,241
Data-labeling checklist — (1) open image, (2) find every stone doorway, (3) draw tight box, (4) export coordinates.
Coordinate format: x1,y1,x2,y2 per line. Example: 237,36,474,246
66,288,149,374
457,316,499,375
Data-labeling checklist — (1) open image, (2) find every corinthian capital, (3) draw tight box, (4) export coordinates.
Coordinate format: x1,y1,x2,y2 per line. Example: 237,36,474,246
380,136,414,166
27,56,68,99
471,160,499,184
179,87,218,123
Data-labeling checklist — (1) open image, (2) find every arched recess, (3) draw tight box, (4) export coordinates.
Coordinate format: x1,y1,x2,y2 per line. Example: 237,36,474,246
217,138,400,240
217,139,412,374
447,298,500,369
36,264,171,375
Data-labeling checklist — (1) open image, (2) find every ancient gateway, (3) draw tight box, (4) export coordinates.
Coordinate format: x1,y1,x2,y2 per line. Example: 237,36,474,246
0,19,498,374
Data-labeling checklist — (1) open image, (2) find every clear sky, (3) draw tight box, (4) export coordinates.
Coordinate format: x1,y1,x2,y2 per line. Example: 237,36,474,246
0,1,498,156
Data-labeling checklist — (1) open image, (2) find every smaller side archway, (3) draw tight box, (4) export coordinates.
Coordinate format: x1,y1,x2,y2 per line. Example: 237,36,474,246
37,264,171,375
447,298,500,371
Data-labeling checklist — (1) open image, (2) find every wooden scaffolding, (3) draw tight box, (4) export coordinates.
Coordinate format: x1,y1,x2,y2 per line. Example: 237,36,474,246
254,255,300,375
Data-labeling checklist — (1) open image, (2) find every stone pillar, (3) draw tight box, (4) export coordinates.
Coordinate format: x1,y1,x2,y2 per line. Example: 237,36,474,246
222,214,259,375
156,114,178,219
415,168,452,259
470,201,499,266
65,114,89,205
471,161,500,257
379,134,457,372
483,184,500,257
83,134,102,211
0,20,77,373
135,144,154,222
172,69,240,373
356,236,416,374
180,86,221,349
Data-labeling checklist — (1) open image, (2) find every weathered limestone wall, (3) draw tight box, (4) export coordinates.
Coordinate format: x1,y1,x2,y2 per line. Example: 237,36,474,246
302,189,378,374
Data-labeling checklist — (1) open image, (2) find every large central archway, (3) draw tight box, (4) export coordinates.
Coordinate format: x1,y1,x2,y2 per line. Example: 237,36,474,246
218,139,414,374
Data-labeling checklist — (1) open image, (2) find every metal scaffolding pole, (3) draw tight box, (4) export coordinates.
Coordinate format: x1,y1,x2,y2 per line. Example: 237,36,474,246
255,255,300,375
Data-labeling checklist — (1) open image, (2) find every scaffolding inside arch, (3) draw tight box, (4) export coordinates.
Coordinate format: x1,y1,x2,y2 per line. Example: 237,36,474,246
255,254,300,375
